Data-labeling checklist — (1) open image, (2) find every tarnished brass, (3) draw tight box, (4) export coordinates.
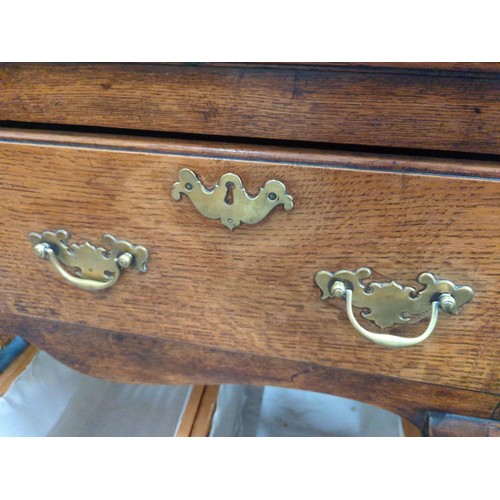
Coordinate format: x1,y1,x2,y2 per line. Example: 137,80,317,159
315,267,474,348
172,168,294,230
29,230,149,292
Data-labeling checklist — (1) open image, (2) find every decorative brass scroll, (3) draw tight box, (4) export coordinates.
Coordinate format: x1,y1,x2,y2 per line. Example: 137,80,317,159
315,267,474,348
29,229,149,292
171,168,294,230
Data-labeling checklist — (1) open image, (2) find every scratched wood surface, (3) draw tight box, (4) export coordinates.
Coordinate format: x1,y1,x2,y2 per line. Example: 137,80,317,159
0,131,499,397
0,63,498,154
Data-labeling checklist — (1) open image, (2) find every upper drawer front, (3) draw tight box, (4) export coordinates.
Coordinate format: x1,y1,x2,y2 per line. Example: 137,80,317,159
0,132,498,393
0,63,499,154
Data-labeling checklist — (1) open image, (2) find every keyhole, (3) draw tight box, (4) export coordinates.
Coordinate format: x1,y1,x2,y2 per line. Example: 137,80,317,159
224,181,235,205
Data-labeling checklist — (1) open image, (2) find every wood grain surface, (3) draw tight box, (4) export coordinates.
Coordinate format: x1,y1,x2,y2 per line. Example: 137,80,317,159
0,63,498,154
256,63,500,73
201,63,500,73
1,129,498,178
0,131,498,401
1,314,498,429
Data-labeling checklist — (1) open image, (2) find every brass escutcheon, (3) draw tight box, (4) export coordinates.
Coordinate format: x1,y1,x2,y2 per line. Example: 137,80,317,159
171,168,294,230
29,230,149,292
315,267,474,348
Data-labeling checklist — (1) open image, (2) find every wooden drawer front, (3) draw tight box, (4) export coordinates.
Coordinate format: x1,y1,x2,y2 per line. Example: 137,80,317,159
0,132,498,394
1,63,499,155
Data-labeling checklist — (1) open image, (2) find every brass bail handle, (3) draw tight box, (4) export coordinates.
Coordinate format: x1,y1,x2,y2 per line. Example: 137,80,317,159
331,281,453,348
315,268,474,349
29,230,149,292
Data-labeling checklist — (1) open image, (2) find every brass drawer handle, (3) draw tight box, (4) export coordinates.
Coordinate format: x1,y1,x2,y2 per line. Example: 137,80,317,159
315,267,474,349
29,230,149,292
172,168,294,230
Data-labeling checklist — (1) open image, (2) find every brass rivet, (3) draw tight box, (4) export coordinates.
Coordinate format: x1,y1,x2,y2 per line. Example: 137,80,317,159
331,281,346,299
34,243,50,259
439,293,456,312
117,252,133,269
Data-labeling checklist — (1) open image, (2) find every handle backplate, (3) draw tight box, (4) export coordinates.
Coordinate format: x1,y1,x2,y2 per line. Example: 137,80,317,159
315,267,474,348
29,229,148,291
